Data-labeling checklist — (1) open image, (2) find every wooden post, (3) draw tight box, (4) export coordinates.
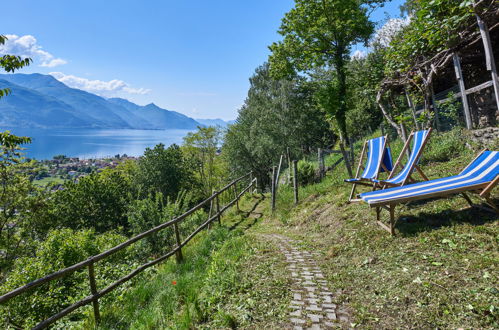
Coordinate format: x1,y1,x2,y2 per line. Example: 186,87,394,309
293,160,298,205
405,90,420,130
173,223,183,263
275,154,284,192
286,147,291,184
318,148,324,179
233,184,239,211
430,84,441,131
271,166,277,212
215,192,221,224
339,140,353,178
349,139,354,165
453,53,473,129
476,14,499,112
399,123,411,158
88,259,101,324
207,195,214,230
380,123,385,137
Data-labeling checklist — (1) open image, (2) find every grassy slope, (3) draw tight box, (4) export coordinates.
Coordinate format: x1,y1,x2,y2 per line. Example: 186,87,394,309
94,129,498,329
264,129,498,328
95,195,290,329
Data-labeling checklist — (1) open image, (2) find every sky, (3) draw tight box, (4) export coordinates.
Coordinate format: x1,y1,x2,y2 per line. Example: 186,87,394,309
1,0,405,121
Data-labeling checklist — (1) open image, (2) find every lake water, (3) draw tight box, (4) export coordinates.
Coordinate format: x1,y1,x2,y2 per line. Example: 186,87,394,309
2,128,194,160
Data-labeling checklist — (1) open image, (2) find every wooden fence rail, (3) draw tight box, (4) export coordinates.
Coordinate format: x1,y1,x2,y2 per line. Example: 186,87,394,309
1,172,255,329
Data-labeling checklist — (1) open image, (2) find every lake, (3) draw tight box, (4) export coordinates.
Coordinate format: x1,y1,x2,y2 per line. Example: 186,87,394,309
2,128,194,160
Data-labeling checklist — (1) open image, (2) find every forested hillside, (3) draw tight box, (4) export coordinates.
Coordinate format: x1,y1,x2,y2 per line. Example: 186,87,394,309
1,0,498,328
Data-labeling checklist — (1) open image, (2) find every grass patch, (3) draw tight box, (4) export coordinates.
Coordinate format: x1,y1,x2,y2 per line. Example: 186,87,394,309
261,129,498,328
33,175,65,187
94,195,289,329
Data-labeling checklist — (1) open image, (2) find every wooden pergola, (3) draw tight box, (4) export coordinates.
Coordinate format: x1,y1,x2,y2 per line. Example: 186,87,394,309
377,1,499,134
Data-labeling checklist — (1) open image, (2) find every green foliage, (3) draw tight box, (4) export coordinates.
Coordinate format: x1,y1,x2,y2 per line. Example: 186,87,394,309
421,128,467,164
182,126,226,196
345,48,386,138
127,191,196,258
385,0,475,75
0,35,32,99
134,143,194,201
0,131,40,270
268,0,382,137
223,63,331,186
0,228,130,328
297,160,316,185
40,169,133,234
438,92,463,129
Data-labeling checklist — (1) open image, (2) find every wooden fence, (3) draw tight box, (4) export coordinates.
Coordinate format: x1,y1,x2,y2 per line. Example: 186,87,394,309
270,147,352,211
0,172,256,329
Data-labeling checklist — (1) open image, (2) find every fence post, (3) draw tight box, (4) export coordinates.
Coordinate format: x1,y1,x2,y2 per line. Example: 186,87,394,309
476,14,499,112
318,148,324,179
88,259,101,324
405,89,420,130
271,166,277,212
233,184,239,211
293,160,298,205
215,192,221,224
286,147,291,184
173,223,183,263
399,123,411,158
452,53,473,130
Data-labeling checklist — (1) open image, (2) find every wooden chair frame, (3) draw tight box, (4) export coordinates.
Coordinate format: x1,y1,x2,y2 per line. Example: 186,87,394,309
371,150,498,235
347,135,391,202
380,128,433,188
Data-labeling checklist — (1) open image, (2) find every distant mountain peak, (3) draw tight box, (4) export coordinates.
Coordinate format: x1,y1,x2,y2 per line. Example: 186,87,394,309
0,73,201,130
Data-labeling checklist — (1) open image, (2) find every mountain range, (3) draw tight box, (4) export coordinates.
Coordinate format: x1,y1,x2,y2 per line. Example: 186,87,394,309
0,73,233,130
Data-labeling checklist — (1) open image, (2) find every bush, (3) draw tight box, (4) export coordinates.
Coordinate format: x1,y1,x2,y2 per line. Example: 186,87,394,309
297,160,316,185
421,128,467,164
0,228,130,329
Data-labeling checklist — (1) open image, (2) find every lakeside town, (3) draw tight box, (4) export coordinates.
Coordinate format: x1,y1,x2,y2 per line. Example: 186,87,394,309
30,154,139,189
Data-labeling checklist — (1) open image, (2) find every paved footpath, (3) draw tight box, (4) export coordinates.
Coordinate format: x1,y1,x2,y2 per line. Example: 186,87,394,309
271,234,350,329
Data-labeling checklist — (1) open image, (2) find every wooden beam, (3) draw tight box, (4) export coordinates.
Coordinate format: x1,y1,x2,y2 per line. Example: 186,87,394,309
476,14,499,112
453,53,473,129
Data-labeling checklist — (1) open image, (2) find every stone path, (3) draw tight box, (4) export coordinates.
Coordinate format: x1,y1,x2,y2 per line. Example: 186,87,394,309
272,234,350,329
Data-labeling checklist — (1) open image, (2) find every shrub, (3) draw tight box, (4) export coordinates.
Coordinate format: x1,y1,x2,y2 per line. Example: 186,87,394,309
421,128,467,164
0,228,130,329
297,160,316,185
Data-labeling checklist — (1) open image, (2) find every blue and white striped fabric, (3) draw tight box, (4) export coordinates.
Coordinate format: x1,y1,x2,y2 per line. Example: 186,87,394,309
375,130,429,185
345,136,391,182
360,151,499,205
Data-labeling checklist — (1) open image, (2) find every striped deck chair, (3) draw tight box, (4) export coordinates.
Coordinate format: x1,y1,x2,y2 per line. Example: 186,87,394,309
374,129,432,188
360,150,499,235
344,136,393,202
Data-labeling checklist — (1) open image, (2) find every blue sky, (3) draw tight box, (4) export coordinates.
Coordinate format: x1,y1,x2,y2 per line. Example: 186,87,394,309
1,0,405,120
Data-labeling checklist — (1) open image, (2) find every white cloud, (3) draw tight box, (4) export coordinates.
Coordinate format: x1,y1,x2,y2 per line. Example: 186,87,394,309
49,72,151,96
351,50,367,59
0,34,67,67
371,17,411,48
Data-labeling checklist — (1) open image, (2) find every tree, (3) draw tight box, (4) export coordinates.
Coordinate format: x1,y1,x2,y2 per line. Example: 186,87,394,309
134,143,194,201
182,126,225,197
0,35,31,98
35,169,133,235
268,0,383,142
0,132,38,269
224,63,332,186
